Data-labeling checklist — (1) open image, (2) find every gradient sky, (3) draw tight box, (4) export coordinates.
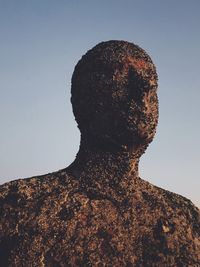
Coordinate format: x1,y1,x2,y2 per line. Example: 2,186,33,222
0,0,199,207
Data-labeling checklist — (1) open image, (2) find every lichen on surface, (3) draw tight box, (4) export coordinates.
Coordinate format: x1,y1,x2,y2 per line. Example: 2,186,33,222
0,41,200,266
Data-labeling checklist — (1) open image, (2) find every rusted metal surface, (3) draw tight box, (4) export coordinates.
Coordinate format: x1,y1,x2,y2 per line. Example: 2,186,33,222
0,41,199,266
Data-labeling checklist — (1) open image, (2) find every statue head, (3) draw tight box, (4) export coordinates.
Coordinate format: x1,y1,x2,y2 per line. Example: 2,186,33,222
71,40,158,153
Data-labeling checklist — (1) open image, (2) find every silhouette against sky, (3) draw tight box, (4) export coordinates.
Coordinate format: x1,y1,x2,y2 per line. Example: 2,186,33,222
0,0,199,206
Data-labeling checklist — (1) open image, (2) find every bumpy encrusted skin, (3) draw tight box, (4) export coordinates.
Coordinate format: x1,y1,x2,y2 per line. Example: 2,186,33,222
1,172,200,266
0,41,200,266
71,40,158,154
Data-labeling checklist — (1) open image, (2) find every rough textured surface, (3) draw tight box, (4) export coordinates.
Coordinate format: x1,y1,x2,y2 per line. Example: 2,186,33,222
0,41,200,266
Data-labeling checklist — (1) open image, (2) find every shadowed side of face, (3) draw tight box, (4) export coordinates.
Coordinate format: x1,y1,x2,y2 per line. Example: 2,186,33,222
71,40,158,151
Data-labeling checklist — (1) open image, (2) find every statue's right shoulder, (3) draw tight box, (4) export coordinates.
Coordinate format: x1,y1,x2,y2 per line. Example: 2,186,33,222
0,169,79,237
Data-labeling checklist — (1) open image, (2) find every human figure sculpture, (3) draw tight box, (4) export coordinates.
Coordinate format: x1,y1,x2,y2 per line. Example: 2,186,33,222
0,41,200,266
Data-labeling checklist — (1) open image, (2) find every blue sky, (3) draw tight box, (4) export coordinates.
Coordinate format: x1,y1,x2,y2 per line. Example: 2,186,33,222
0,0,199,207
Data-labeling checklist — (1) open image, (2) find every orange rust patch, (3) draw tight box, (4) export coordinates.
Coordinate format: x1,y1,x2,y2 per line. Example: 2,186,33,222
113,56,149,82
126,56,149,71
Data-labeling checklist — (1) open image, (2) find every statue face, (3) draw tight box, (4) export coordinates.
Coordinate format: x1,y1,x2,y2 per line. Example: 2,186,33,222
71,41,158,150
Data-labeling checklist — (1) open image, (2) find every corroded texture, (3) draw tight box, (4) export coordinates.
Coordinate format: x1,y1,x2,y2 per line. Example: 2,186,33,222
71,41,158,154
0,41,200,266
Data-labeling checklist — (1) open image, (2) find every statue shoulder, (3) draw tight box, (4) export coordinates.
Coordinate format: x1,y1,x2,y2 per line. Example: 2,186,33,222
135,179,200,265
0,170,79,236
157,186,200,228
155,185,200,264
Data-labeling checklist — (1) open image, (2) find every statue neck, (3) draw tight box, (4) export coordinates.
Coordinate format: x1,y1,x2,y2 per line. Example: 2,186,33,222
67,136,144,202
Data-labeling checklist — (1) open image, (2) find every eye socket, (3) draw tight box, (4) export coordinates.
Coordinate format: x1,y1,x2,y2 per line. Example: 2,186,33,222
127,68,147,103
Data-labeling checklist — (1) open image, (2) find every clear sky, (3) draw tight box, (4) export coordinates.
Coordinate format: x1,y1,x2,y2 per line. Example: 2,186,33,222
0,0,199,207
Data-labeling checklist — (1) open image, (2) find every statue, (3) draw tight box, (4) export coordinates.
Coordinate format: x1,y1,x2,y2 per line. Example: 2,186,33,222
0,40,199,266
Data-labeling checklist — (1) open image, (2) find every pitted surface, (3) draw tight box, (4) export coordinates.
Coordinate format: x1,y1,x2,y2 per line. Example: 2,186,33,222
0,41,200,266
1,172,200,266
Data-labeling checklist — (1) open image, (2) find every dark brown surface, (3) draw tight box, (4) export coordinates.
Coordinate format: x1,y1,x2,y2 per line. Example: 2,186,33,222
0,41,200,266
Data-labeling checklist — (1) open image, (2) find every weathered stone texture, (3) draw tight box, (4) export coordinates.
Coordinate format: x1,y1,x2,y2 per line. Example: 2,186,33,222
0,41,200,266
